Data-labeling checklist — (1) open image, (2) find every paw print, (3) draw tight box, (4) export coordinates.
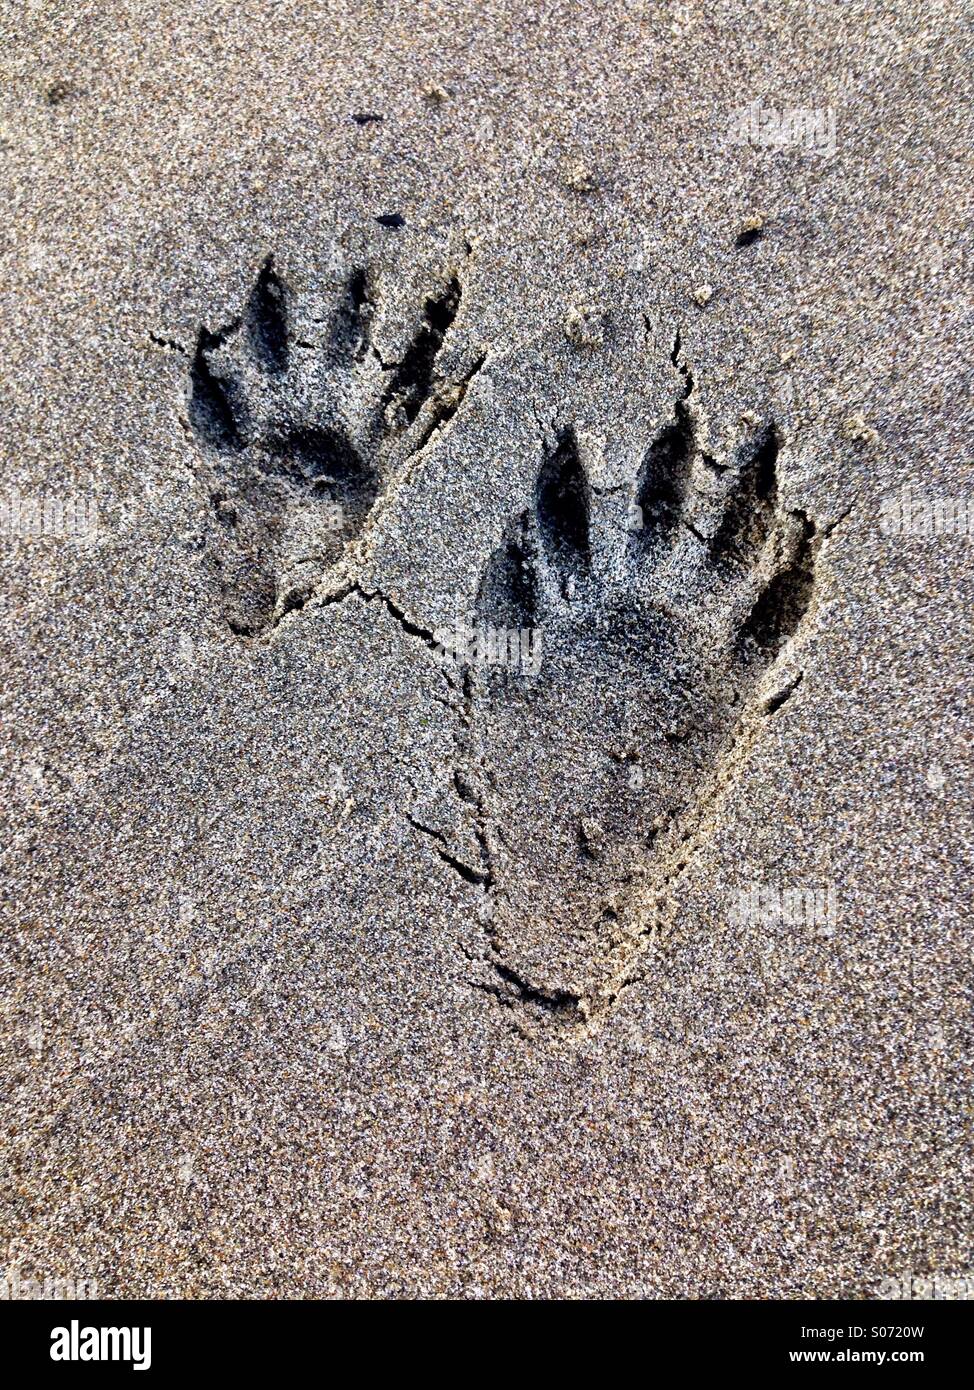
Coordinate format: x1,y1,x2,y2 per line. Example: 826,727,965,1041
186,255,464,635
467,386,819,1022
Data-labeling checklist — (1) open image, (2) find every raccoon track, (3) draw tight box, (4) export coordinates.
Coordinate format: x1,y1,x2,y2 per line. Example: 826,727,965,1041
461,377,824,1033
184,255,469,637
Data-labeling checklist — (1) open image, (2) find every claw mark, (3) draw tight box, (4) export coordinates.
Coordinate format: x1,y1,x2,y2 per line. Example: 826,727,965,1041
246,257,289,373
477,517,540,631
710,423,779,566
328,267,373,360
633,400,695,547
535,428,591,588
189,325,243,450
739,511,817,656
382,278,462,426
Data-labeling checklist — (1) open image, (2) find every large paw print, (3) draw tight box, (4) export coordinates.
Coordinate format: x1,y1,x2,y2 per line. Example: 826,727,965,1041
467,383,819,1023
187,256,465,635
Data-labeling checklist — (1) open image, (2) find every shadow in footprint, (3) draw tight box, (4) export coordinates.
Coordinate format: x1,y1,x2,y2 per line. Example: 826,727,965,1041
246,258,289,374
710,424,779,567
535,429,591,595
264,424,378,528
632,401,694,547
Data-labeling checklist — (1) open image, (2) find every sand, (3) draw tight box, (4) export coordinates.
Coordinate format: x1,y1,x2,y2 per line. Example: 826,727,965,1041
0,0,971,1297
